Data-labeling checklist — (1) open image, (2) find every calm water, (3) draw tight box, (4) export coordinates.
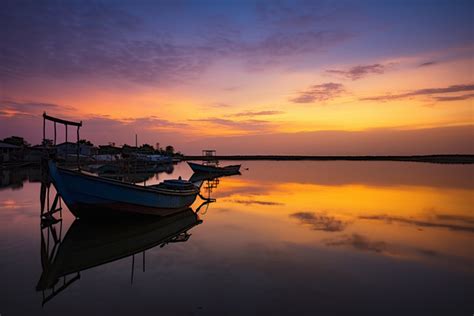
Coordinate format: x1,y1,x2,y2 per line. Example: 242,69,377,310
1,161,473,315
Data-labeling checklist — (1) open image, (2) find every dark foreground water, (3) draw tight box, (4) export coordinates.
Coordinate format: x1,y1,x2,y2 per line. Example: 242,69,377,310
0,161,473,315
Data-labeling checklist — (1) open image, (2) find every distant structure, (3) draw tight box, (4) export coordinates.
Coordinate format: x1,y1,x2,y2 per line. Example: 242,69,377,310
202,149,218,165
202,149,216,157
0,142,22,163
56,142,93,160
98,144,121,155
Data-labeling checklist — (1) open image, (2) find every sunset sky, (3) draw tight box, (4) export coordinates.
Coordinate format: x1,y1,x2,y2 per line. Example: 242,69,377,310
1,0,473,154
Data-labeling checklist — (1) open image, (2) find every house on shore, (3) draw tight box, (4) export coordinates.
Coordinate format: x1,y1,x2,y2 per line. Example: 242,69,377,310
0,142,22,163
98,145,122,155
56,142,95,160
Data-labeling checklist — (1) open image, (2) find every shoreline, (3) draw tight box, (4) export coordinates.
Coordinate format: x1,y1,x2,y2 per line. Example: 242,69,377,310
182,154,474,164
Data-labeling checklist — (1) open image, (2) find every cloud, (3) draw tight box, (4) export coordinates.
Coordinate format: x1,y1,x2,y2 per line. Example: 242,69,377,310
322,233,474,270
0,2,354,85
87,115,189,131
0,99,187,133
432,93,474,102
419,61,437,67
253,31,350,58
435,214,474,225
0,99,76,118
291,82,345,103
323,233,462,263
222,86,240,92
359,214,474,233
360,84,474,102
228,199,284,206
290,212,348,232
326,64,385,80
256,1,355,29
0,2,211,84
228,110,284,117
325,234,387,252
123,115,187,127
189,117,275,132
208,103,233,108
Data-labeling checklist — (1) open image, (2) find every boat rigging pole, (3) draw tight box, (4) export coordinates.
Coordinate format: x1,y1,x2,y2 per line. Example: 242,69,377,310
43,112,82,168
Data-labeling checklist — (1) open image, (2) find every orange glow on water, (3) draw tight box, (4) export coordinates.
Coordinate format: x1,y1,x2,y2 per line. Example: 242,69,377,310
199,162,473,269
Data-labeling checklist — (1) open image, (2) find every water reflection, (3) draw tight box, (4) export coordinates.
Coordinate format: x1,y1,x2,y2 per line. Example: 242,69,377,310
34,164,233,305
37,208,202,305
0,167,42,190
205,162,474,272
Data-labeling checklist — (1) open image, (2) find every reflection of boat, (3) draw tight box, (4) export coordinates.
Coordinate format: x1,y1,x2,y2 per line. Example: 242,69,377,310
188,162,241,174
37,208,201,305
189,170,241,183
188,170,240,213
48,161,199,218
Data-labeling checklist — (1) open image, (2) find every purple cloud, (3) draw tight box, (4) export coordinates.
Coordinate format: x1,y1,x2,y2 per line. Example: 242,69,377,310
189,117,275,132
0,99,76,117
326,64,385,80
291,82,345,103
418,61,437,67
433,93,474,102
325,234,387,252
361,84,474,102
0,2,354,86
229,199,284,206
228,110,284,117
360,214,474,233
291,212,348,232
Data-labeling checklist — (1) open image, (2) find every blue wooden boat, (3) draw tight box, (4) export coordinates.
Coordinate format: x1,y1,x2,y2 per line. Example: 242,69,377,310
48,161,199,218
187,162,241,174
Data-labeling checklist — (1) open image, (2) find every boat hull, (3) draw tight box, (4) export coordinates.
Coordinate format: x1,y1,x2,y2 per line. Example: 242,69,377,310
48,162,199,218
187,162,241,174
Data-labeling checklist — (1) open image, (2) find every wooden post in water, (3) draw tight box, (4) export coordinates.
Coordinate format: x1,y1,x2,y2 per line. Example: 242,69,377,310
54,122,57,145
131,254,135,285
43,113,46,143
76,126,80,168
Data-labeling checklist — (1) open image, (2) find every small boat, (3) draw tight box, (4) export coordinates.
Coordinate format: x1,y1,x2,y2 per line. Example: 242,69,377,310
48,161,199,218
187,162,241,174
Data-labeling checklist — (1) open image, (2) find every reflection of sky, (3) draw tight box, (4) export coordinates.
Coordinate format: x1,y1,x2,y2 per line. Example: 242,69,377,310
0,161,473,314
1,1,473,154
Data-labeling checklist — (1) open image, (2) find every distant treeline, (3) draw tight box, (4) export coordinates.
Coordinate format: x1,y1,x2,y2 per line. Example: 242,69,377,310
182,155,474,164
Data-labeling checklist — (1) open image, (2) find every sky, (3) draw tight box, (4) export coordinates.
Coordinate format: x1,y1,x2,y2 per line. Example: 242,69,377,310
0,0,473,155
